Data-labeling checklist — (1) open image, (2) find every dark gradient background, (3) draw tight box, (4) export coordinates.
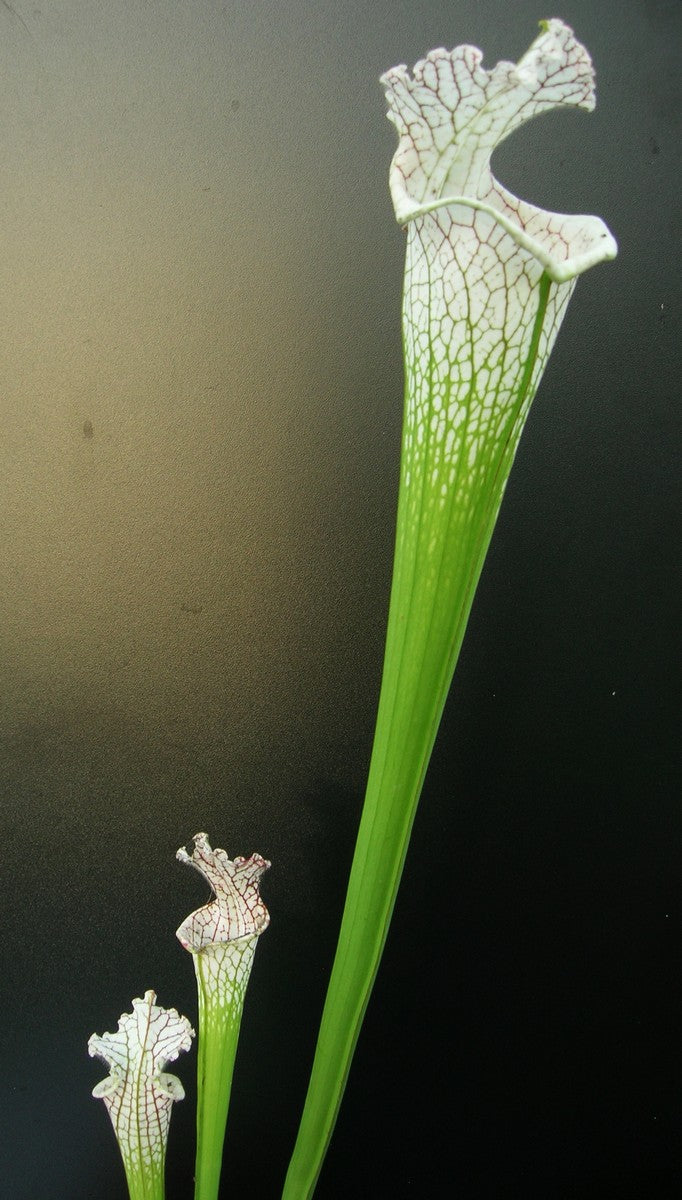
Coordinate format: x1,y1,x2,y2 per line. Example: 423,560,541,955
0,1,679,1196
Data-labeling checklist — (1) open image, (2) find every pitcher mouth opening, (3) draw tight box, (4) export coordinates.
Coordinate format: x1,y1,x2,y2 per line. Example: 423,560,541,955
381,20,617,286
400,193,618,284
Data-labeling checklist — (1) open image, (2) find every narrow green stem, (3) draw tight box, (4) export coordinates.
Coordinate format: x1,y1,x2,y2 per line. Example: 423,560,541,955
193,952,248,1200
282,275,551,1199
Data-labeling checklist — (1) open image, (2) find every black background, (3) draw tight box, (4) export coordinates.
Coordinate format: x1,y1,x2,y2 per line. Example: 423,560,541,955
0,1,679,1197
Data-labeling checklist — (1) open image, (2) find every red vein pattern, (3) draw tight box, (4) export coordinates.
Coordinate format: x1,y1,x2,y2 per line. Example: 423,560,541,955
381,18,617,282
176,832,270,1016
89,990,194,1197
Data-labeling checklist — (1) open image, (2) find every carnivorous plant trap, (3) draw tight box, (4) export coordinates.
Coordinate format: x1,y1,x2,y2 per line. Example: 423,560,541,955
283,19,617,1197
87,19,616,1200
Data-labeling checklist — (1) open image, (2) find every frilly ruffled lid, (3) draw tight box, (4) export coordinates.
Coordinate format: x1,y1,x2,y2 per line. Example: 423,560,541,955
176,832,270,954
380,19,617,282
89,990,194,1102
